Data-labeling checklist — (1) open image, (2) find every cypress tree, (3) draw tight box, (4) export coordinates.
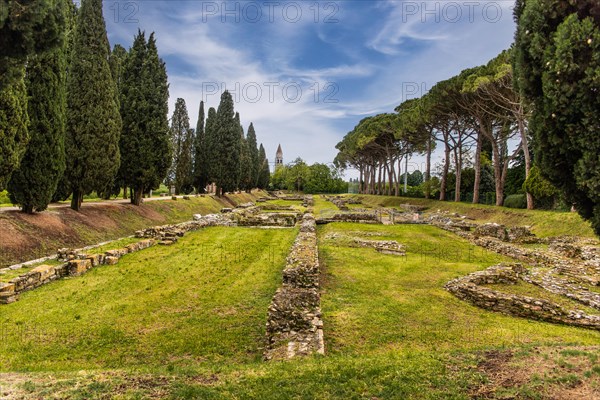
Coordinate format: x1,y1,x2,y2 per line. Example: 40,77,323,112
514,0,600,234
246,123,259,188
65,0,121,210
204,107,218,190
7,0,68,213
257,143,270,189
169,98,194,194
144,33,171,195
236,120,252,193
213,91,240,195
0,0,65,89
193,101,207,193
0,63,28,191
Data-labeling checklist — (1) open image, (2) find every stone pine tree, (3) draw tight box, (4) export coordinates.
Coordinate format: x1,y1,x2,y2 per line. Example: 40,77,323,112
257,143,270,189
65,0,121,211
246,123,259,189
7,0,69,213
514,0,600,234
213,91,240,196
193,101,208,193
169,98,194,194
0,64,28,191
204,106,218,191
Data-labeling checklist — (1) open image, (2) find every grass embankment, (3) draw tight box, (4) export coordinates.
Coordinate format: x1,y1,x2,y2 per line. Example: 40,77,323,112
0,191,267,267
2,221,598,398
352,194,596,238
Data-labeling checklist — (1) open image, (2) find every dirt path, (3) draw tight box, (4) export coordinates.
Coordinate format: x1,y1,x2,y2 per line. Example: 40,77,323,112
0,195,184,213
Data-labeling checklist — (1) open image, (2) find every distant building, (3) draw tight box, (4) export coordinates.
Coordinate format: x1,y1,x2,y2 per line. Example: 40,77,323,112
275,144,283,170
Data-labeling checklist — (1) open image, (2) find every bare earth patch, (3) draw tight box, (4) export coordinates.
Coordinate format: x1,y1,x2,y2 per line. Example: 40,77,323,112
471,346,600,399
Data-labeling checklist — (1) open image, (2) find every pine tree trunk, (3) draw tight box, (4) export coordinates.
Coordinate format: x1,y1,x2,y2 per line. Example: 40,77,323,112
123,186,128,200
473,132,482,204
491,143,504,206
425,136,432,199
439,141,450,201
454,146,462,202
22,204,34,214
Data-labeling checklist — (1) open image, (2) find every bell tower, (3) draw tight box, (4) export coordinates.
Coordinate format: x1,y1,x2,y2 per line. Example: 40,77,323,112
275,144,283,169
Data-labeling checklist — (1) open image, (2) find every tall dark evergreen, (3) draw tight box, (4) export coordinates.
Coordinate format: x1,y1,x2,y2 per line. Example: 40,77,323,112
65,0,121,210
213,91,240,196
236,112,251,192
118,31,170,205
514,0,600,234
193,101,208,193
0,0,65,89
169,98,194,194
0,64,28,191
257,143,270,189
144,33,171,195
246,123,259,188
7,0,68,213
204,107,218,189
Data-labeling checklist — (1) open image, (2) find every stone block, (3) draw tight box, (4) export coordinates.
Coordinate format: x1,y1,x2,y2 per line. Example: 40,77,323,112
0,282,15,294
85,254,100,267
30,264,57,281
104,256,119,265
69,259,91,276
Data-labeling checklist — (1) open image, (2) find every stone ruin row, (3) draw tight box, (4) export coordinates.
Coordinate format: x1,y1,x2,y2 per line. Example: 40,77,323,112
445,263,600,330
0,196,315,305
264,213,325,360
0,239,155,304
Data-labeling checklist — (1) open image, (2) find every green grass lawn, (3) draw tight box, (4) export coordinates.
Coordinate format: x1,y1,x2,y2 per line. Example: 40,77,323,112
0,227,297,371
1,221,599,399
353,194,596,238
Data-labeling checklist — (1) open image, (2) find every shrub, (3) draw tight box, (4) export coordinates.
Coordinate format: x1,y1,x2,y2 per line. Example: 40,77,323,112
504,194,527,209
0,190,11,205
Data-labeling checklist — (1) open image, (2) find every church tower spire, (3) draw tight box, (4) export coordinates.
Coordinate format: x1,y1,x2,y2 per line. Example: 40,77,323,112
275,144,283,169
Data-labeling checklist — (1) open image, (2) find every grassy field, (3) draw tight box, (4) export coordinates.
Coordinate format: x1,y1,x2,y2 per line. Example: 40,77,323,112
352,194,596,238
0,191,268,267
1,217,599,399
0,227,297,371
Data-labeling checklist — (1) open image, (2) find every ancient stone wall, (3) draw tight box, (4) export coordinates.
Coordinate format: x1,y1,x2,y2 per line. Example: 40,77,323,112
264,213,325,360
0,239,155,304
445,264,600,330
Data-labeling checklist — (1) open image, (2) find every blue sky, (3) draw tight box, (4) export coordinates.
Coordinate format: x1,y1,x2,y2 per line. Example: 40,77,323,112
104,0,517,176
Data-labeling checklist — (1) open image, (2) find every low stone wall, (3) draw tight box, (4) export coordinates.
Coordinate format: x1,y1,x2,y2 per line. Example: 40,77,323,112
316,212,380,225
265,213,325,360
1,239,155,304
445,263,600,330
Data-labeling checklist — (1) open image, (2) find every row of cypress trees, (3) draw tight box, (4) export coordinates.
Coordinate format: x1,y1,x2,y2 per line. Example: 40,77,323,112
0,0,269,211
168,92,270,197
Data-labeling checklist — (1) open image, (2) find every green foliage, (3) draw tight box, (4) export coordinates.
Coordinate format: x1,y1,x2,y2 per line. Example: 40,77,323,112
246,123,259,188
7,6,67,213
65,0,121,210
271,158,348,193
211,91,240,194
514,0,600,234
407,170,423,186
0,63,28,191
523,166,557,209
0,0,66,88
192,101,207,193
169,98,194,195
257,143,270,189
119,32,172,203
504,194,527,209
